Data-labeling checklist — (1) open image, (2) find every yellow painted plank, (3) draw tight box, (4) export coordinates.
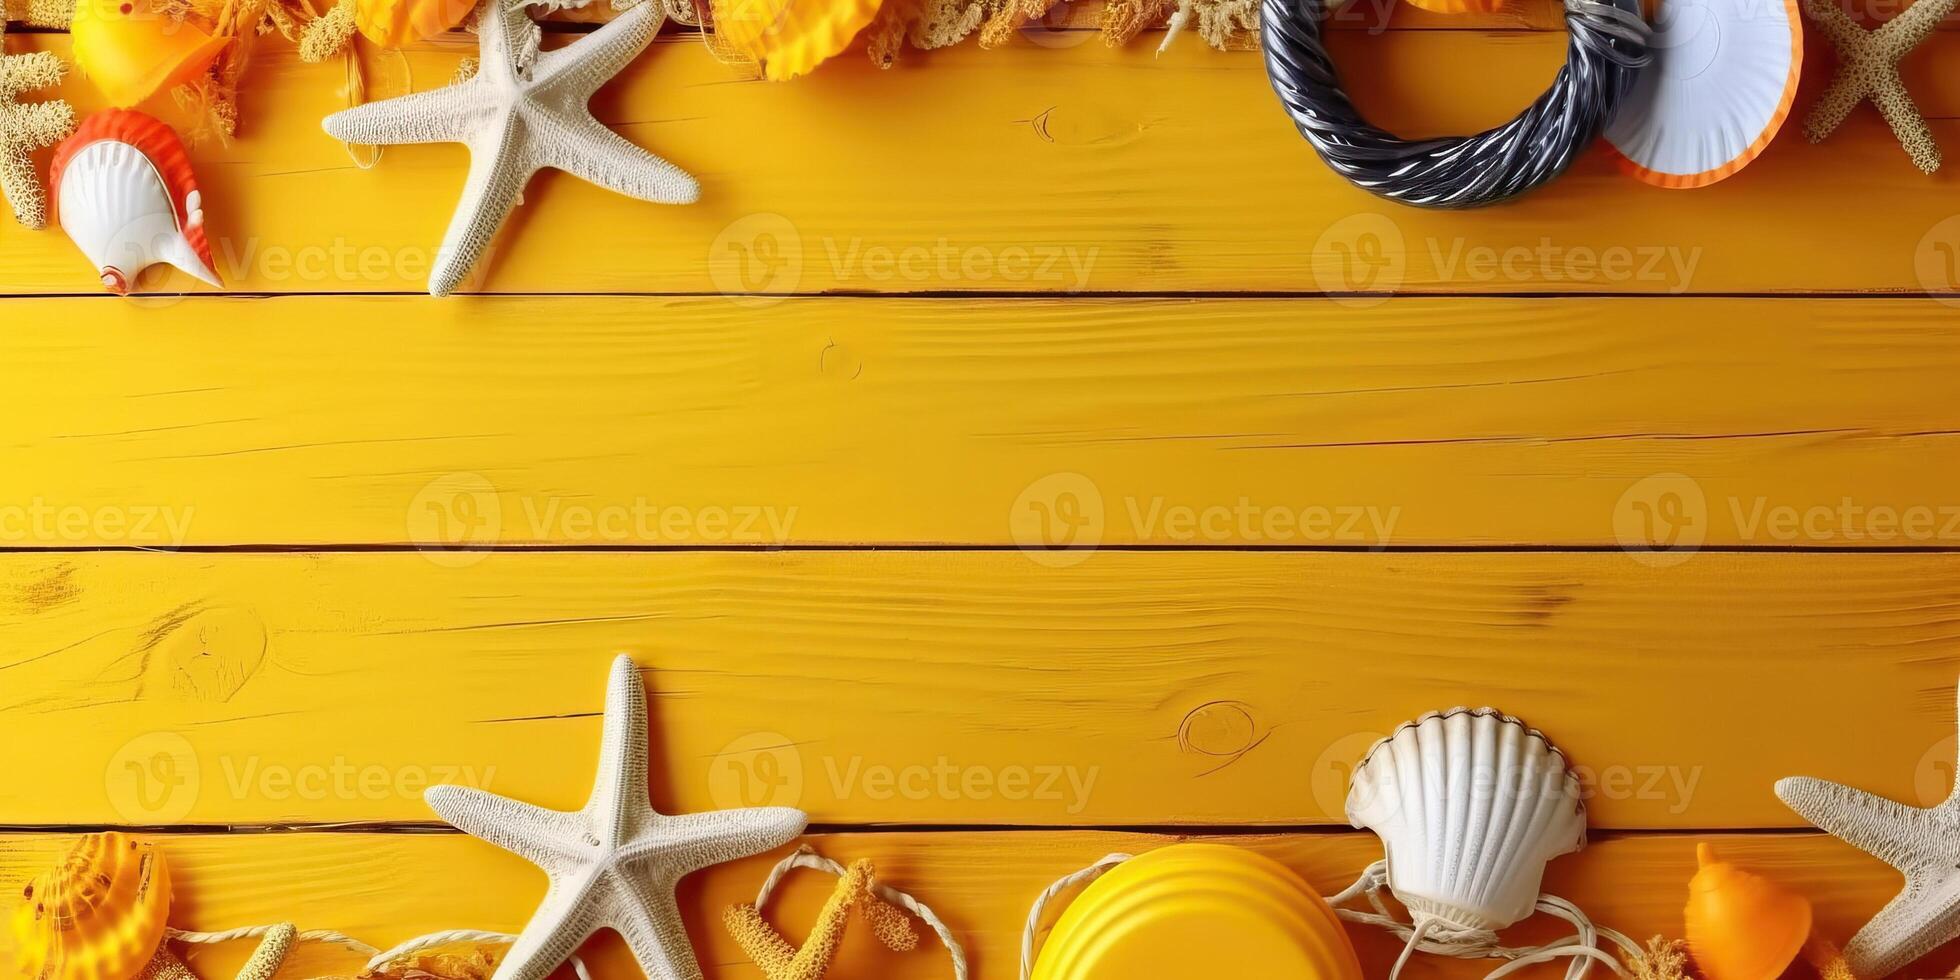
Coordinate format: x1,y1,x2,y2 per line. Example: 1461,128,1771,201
2,550,1957,829
0,830,1948,980
542,1,1563,29
3,295,1959,548
3,32,1960,294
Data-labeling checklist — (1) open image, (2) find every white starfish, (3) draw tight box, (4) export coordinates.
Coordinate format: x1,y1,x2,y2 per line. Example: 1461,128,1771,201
426,656,806,980
321,0,698,296
1777,678,1960,979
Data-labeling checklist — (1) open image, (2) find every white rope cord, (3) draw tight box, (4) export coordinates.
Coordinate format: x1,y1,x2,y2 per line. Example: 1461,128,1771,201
168,926,377,956
1019,854,1644,980
1017,852,1134,980
1326,860,1646,980
752,845,969,980
167,925,594,980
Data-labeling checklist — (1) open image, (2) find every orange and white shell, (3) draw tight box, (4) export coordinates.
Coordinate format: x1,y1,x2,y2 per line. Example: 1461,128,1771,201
11,833,173,980
50,109,222,295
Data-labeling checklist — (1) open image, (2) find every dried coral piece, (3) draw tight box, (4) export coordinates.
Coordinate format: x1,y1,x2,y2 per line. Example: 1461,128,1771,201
2,0,74,28
977,0,1051,47
1155,0,1254,50
298,0,355,61
1186,0,1254,47
10,834,173,980
862,0,979,65
1628,938,1692,980
1099,0,1170,46
0,27,76,228
862,0,914,66
723,860,919,980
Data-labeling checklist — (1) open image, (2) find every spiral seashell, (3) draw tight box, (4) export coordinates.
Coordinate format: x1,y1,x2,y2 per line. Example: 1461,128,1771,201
10,833,173,980
1346,707,1586,935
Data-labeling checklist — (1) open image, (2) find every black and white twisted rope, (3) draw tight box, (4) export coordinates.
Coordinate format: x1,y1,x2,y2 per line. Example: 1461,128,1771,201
1259,0,1652,207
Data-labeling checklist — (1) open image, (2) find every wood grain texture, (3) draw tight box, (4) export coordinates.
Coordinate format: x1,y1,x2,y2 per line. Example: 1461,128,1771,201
5,295,1960,548
3,33,1960,295
0,830,1948,980
540,0,1960,30
2,550,1957,828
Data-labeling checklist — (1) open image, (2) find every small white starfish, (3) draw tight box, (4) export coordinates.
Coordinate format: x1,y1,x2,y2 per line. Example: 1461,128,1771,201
322,0,699,296
1777,678,1960,979
427,656,806,980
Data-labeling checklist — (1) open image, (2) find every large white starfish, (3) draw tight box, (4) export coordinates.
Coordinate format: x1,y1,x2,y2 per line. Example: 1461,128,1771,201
426,656,807,980
1777,678,1960,979
322,0,698,296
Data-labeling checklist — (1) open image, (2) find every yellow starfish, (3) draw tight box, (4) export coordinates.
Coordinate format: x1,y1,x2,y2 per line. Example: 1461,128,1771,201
724,860,919,980
0,22,76,229
1802,0,1955,173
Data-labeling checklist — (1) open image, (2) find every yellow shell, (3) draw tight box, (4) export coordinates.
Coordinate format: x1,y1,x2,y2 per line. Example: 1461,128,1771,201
353,0,479,49
1683,843,1812,980
70,0,232,108
710,0,883,80
11,834,173,980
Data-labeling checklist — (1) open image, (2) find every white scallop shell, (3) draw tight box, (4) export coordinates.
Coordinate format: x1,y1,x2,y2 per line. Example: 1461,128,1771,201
56,139,219,292
1347,707,1586,933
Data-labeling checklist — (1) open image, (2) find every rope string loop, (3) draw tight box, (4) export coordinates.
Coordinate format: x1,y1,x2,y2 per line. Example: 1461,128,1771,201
1258,0,1650,207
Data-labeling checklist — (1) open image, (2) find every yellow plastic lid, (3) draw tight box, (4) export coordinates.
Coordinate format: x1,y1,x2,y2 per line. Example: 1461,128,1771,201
1031,844,1365,980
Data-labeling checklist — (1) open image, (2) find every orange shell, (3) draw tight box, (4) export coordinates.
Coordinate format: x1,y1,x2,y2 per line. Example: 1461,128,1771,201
1683,843,1812,980
69,0,231,108
710,0,883,80
10,834,173,980
354,0,479,48
49,109,220,286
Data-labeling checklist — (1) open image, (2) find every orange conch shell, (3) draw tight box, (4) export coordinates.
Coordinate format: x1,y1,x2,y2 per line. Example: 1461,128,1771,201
710,0,883,80
354,0,477,48
1683,843,1812,980
70,0,231,107
10,834,173,980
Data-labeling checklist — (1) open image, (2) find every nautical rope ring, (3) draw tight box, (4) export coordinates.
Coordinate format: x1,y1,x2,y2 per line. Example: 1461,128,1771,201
1258,0,1652,208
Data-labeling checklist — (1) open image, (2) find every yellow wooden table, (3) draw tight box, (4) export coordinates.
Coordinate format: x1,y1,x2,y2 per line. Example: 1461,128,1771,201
5,6,1960,978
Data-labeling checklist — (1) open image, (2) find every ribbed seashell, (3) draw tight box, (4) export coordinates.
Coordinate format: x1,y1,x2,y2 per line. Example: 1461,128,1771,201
1346,707,1586,934
50,110,222,295
10,833,172,980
